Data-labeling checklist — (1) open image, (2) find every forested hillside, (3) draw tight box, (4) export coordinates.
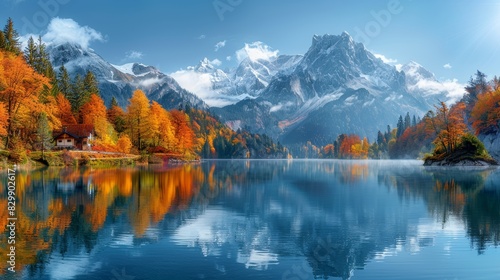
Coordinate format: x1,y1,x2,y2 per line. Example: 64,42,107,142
0,18,288,163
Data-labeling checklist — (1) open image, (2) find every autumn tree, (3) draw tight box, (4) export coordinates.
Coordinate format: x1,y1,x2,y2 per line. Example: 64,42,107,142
170,109,195,153
116,134,133,154
150,101,176,150
126,89,152,150
0,102,7,137
470,88,500,135
107,97,126,133
80,94,115,144
55,93,77,124
0,51,50,147
323,144,335,158
425,101,467,155
339,134,361,159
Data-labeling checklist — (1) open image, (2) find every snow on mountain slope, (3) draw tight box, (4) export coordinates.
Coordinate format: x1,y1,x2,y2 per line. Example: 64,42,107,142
213,32,464,145
48,42,206,110
401,61,465,104
171,42,302,107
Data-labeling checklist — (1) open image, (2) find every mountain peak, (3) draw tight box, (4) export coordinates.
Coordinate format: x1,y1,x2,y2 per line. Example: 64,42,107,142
310,32,358,52
341,31,351,37
195,57,217,72
401,61,435,80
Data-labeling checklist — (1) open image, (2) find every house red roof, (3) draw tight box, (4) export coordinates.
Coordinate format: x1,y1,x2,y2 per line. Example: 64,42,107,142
54,124,95,139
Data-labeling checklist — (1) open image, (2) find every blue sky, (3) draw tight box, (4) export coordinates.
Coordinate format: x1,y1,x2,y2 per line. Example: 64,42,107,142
1,0,500,83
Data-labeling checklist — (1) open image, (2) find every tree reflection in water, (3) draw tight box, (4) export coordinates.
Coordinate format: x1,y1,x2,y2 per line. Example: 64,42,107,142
0,161,499,279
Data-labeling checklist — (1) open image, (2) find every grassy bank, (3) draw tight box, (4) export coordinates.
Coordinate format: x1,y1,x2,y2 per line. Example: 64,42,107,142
1,149,199,169
4,150,143,168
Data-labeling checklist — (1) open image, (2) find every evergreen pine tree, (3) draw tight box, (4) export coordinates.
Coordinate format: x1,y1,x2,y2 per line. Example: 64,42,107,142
37,112,53,158
404,112,411,130
0,30,6,50
385,125,392,142
464,70,490,106
110,96,119,108
396,115,404,138
24,36,37,66
202,139,211,158
377,130,386,151
71,74,86,113
83,70,99,96
412,115,417,127
3,18,21,54
36,36,55,79
58,65,72,97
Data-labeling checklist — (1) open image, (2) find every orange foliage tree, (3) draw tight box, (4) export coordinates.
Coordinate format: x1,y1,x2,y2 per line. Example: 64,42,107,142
170,109,195,153
116,134,133,154
0,102,7,137
323,144,335,158
339,134,361,159
470,88,500,135
425,101,467,154
150,101,176,151
80,93,116,146
56,93,76,124
0,51,50,146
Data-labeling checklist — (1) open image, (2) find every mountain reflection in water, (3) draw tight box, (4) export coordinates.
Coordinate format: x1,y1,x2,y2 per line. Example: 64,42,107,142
1,160,499,279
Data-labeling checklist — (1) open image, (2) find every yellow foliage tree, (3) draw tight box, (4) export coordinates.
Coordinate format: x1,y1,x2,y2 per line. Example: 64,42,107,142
116,134,133,154
126,90,152,150
0,102,7,137
425,101,467,154
150,101,176,151
0,51,50,146
80,94,116,145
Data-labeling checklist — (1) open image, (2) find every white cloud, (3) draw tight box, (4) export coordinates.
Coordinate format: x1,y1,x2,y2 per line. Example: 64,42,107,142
226,56,232,61
214,40,226,52
138,77,162,87
198,34,206,40
443,63,452,69
236,42,279,62
374,53,398,64
411,78,466,104
42,18,104,49
125,50,143,60
395,64,403,71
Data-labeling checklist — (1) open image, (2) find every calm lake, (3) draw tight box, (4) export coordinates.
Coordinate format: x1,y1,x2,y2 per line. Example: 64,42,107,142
1,160,500,279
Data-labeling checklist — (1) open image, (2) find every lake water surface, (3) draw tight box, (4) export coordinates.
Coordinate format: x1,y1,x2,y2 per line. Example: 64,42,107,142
1,160,500,279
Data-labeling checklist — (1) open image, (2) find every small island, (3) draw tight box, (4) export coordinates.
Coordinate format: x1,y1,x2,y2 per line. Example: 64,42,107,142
424,133,498,166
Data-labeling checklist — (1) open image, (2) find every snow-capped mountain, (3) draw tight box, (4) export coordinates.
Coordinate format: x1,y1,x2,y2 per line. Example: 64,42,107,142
48,42,207,109
171,48,302,107
212,32,460,145
401,61,451,104
47,35,462,146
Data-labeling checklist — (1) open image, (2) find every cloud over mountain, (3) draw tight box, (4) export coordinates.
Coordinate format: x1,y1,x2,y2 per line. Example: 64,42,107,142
42,18,105,49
